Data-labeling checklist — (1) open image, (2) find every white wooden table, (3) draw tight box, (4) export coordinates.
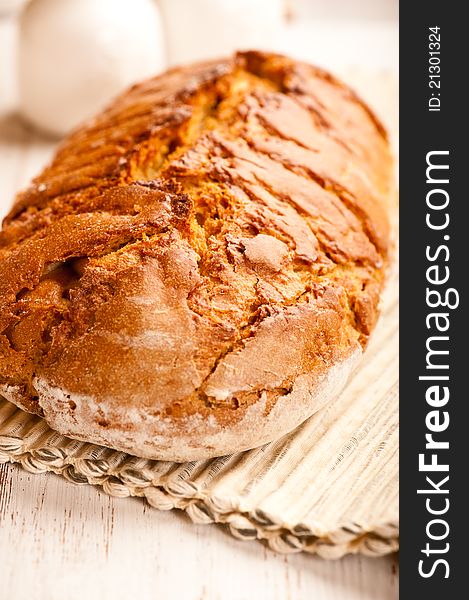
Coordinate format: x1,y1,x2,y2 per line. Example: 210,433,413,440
0,14,398,600
0,462,398,600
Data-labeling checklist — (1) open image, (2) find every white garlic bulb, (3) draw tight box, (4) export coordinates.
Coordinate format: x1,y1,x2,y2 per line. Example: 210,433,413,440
18,0,166,137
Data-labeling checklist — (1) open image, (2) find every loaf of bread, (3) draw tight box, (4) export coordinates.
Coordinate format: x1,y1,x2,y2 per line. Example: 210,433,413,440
0,52,392,461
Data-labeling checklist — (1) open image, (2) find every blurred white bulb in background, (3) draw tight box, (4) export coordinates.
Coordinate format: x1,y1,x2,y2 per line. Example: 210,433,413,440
158,0,285,67
18,0,166,137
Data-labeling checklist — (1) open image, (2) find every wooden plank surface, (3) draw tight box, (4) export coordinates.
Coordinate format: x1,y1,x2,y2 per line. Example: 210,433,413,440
0,462,398,600
0,15,398,600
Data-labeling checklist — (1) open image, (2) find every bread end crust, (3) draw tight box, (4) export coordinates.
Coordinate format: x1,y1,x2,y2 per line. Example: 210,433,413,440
1,346,361,461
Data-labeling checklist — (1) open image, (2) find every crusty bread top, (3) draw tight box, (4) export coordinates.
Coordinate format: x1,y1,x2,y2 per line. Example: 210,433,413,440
0,51,391,427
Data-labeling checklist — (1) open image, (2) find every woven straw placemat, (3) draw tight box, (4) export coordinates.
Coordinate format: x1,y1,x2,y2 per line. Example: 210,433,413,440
0,263,398,559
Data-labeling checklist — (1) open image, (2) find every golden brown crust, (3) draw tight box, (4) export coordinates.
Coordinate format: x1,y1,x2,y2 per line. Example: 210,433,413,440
0,51,392,459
